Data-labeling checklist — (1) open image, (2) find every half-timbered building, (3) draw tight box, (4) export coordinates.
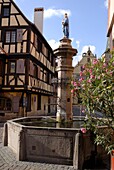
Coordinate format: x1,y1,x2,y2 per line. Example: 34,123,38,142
0,0,56,121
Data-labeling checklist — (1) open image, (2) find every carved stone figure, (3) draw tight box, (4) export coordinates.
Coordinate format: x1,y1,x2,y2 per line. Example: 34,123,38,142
62,13,69,38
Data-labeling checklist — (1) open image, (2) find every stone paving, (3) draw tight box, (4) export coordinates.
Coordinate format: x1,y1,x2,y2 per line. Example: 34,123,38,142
0,123,75,170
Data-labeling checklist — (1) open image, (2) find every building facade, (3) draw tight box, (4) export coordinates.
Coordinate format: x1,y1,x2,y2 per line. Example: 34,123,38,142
0,0,56,121
107,0,114,50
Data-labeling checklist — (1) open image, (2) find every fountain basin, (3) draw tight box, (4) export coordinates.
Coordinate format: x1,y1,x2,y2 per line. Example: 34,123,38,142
3,116,94,169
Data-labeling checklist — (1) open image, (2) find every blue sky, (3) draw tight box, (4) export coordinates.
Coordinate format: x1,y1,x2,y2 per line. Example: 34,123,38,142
14,0,108,66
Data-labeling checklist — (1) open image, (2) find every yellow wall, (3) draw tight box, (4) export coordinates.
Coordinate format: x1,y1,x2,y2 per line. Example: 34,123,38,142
41,96,48,114
30,94,48,115
31,94,37,112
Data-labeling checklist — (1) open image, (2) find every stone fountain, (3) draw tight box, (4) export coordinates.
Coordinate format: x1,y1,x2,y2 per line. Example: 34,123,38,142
2,15,97,170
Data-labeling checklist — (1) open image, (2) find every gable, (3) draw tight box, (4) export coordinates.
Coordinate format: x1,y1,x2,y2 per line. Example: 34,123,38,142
0,0,29,27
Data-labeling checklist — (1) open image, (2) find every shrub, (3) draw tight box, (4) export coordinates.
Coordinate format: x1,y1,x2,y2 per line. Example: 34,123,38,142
71,54,114,153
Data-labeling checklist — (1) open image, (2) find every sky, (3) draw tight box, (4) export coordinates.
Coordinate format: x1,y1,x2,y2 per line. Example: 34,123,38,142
14,0,108,66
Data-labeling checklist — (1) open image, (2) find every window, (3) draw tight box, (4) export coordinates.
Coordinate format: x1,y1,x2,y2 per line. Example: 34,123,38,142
38,39,42,53
0,97,11,111
26,94,31,112
37,94,41,110
6,31,10,43
40,68,47,81
80,66,84,71
34,64,38,78
5,30,16,43
3,6,10,17
46,72,49,84
0,60,3,76
48,51,50,61
87,58,90,62
10,61,16,73
6,99,11,111
11,31,16,42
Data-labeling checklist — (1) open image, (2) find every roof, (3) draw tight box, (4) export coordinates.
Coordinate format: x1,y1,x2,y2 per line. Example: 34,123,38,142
10,0,53,52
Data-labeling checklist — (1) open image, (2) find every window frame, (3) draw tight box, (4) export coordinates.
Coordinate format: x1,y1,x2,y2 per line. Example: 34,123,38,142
5,30,16,44
2,6,10,17
9,61,16,74
33,64,38,78
0,60,3,76
37,94,41,110
37,39,42,53
26,94,31,112
87,58,90,62
0,97,12,111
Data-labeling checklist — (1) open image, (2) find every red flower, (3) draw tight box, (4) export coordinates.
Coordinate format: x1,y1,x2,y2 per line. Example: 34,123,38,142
81,128,87,134
93,59,98,65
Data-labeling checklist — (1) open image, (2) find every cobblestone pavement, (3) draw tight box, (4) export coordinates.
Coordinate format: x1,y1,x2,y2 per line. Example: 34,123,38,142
0,124,75,170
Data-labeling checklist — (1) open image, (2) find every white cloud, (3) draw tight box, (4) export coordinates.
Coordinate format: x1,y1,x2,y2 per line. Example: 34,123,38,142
70,38,74,44
48,39,60,50
72,45,96,67
44,8,71,19
76,40,80,49
48,38,74,50
104,0,108,9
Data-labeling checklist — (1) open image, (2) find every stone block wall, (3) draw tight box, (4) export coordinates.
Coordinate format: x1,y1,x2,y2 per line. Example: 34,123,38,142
3,118,109,169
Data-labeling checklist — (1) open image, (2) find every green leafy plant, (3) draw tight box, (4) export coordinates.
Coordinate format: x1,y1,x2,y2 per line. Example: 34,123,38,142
71,53,114,153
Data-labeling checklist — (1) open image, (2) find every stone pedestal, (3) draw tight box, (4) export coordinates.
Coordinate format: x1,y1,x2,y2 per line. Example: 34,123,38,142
54,38,77,122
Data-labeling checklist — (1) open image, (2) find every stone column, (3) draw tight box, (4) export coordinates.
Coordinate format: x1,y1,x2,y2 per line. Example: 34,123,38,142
54,38,77,122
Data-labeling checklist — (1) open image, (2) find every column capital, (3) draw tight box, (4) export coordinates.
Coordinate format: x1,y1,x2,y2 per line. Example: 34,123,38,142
54,38,78,57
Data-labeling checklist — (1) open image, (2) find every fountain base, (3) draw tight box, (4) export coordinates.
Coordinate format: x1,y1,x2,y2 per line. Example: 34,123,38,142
3,116,95,169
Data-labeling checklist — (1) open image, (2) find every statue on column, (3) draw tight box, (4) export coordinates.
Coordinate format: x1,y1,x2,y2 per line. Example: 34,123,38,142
62,13,69,39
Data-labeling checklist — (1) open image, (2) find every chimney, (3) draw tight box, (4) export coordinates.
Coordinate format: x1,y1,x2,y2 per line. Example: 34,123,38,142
34,8,44,34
